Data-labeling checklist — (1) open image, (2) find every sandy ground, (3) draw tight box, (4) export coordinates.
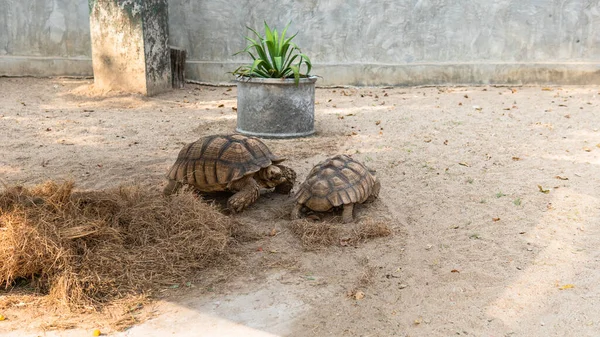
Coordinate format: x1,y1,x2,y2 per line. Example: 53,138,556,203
1,77,599,337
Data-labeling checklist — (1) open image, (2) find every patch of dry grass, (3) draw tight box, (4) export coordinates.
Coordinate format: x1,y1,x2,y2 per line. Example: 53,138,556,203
0,180,236,311
352,219,392,242
288,219,340,250
289,218,392,250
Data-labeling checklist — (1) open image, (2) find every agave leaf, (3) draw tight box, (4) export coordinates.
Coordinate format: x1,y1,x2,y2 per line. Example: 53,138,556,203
246,26,263,40
289,65,300,84
285,54,298,70
279,22,290,48
249,59,266,74
298,53,312,75
273,56,284,73
263,22,274,46
265,40,278,69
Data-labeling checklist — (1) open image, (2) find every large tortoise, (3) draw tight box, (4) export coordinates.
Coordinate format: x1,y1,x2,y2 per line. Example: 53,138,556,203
164,134,296,212
291,154,380,223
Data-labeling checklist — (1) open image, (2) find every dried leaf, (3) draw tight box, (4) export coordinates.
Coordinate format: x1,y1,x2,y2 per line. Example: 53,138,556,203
558,284,574,290
339,238,351,247
492,217,500,222
451,269,460,273
354,291,365,300
459,162,470,167
541,87,553,91
537,185,550,194
512,157,521,161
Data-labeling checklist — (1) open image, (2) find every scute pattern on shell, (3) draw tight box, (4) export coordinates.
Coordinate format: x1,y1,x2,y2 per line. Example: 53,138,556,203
166,134,284,189
295,155,375,211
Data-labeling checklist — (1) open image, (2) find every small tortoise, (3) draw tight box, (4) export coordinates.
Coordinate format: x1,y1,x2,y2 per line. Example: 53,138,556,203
291,154,380,223
164,134,296,212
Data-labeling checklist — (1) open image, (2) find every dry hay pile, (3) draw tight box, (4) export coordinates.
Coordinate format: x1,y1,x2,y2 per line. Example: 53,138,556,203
0,181,236,309
289,218,392,250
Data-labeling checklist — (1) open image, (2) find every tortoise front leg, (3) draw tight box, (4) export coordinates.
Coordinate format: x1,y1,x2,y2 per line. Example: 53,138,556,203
227,176,261,213
163,180,183,196
342,203,355,223
290,203,303,220
274,165,297,194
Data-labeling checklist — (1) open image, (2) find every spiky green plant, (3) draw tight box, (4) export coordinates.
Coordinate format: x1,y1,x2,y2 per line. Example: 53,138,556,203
232,22,312,84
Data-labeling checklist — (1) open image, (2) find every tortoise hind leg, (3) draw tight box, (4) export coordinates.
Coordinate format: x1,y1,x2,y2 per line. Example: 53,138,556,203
163,180,183,196
228,176,261,213
342,203,355,223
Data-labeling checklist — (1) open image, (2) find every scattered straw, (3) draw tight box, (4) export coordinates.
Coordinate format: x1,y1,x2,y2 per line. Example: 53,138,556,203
0,180,236,310
352,219,392,242
288,217,392,250
288,219,340,250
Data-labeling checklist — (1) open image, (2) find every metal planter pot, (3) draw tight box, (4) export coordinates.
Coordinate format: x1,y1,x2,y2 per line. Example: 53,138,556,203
235,76,317,138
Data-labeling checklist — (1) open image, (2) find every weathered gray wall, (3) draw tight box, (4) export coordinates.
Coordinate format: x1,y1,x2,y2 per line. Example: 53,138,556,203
0,0,92,76
1,0,600,85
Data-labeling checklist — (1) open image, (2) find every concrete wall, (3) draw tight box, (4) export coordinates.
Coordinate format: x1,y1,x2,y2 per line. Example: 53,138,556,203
1,0,599,85
0,0,92,76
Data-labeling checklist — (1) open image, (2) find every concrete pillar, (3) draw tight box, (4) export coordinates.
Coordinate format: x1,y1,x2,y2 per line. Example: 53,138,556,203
89,0,171,96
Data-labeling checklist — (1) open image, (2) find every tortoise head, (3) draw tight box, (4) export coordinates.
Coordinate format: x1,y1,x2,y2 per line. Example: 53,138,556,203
256,164,296,194
256,165,283,188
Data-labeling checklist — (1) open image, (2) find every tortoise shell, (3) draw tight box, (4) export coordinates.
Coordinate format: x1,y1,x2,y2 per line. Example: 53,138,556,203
294,155,376,212
166,134,285,191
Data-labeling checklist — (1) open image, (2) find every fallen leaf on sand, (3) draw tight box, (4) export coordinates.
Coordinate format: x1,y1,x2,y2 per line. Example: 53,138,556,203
451,269,460,273
354,291,365,300
459,162,470,167
512,157,521,161
558,284,574,290
492,217,500,222
538,185,550,194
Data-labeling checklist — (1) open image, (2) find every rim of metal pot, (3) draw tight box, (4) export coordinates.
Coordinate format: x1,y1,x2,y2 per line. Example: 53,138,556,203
234,75,318,84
